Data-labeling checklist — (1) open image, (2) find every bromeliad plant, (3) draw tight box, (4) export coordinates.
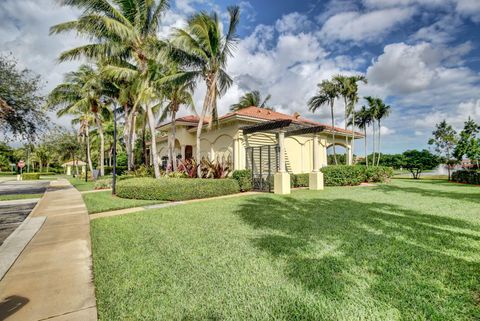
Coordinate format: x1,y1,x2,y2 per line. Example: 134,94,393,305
200,157,232,179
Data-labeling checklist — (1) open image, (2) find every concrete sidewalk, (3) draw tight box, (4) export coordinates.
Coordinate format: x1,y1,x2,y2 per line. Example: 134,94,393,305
0,179,97,321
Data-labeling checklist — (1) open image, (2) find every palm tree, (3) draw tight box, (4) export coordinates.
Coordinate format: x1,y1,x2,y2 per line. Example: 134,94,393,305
72,110,93,173
168,6,240,176
50,0,170,179
374,99,391,166
334,75,367,164
230,90,272,111
364,96,378,165
353,105,372,167
48,65,108,176
308,80,340,165
158,79,195,172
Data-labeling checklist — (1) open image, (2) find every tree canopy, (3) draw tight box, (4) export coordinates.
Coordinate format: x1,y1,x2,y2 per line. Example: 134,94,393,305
0,55,47,139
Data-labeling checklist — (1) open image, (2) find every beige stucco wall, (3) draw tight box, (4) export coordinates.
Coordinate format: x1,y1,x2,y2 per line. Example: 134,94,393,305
155,121,354,172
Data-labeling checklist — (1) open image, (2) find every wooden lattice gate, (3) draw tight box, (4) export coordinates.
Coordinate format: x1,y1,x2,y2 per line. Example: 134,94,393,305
245,145,279,192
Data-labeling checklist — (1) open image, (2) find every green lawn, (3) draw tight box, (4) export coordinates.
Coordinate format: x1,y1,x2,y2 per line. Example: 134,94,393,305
83,191,162,214
91,179,480,320
0,193,43,201
68,177,96,191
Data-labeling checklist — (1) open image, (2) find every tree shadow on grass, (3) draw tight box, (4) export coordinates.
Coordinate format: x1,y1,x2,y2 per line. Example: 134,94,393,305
235,196,480,320
374,180,480,204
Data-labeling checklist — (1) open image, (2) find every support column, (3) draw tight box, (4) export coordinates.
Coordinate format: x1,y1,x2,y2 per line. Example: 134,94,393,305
347,145,353,165
181,145,186,161
274,131,290,194
309,134,324,190
233,138,239,170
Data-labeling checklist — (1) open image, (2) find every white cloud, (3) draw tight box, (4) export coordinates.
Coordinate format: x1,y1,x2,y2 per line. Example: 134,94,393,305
275,12,312,34
411,15,462,44
320,7,415,43
366,42,477,98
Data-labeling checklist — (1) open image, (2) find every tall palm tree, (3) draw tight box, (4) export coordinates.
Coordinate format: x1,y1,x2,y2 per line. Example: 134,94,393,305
308,80,340,165
374,99,391,166
353,105,372,167
167,6,240,176
48,65,108,175
68,108,95,175
334,75,367,164
230,90,272,111
364,96,378,165
158,79,195,172
50,0,170,179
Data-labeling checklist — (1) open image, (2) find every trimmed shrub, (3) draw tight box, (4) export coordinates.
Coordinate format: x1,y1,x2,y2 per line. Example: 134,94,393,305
94,179,112,190
103,166,128,175
22,173,40,180
0,172,15,176
321,166,365,186
36,172,56,176
362,166,394,183
291,173,309,187
451,170,480,185
232,170,252,192
117,177,240,201
320,165,394,186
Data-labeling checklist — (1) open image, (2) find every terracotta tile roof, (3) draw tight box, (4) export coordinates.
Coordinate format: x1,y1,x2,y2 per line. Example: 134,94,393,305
223,106,362,136
159,106,362,136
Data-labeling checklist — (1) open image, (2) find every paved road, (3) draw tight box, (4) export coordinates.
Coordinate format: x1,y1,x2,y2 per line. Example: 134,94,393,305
0,180,48,195
0,181,48,245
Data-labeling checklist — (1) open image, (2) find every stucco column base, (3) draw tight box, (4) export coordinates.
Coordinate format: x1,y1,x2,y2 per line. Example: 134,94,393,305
309,171,324,190
274,172,291,195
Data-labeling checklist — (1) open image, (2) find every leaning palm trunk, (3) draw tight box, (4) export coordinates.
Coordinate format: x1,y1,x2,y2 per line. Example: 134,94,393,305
123,104,132,171
94,114,105,176
330,101,338,165
145,104,161,178
196,80,216,177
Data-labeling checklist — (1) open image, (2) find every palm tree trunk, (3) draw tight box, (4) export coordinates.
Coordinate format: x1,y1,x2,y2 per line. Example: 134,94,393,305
129,110,137,170
171,110,177,171
364,127,368,167
377,120,382,166
94,114,105,176
351,109,355,165
372,121,376,166
142,115,147,166
123,104,132,171
344,96,349,164
146,104,161,178
85,130,94,175
330,101,338,165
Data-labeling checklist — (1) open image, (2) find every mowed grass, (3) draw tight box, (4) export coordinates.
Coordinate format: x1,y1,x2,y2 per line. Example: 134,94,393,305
68,177,95,191
91,179,480,321
82,191,162,214
0,193,43,201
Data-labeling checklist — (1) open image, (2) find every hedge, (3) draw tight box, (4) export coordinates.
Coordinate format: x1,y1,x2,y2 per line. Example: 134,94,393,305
232,170,252,192
22,173,40,180
103,166,128,175
117,177,240,201
320,165,393,186
291,173,309,188
0,172,15,176
451,170,480,185
94,179,112,190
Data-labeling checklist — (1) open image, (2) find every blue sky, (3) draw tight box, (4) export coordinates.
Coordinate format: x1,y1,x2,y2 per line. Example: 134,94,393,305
1,0,480,154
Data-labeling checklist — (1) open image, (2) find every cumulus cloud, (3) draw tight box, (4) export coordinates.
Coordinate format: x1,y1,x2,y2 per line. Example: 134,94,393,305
319,7,415,43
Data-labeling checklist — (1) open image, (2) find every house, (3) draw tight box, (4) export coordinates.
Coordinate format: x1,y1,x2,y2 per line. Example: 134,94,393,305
62,160,86,176
153,106,363,194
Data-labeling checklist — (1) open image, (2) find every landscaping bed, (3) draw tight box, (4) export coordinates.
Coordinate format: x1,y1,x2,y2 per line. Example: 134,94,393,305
91,179,480,320
116,177,240,201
